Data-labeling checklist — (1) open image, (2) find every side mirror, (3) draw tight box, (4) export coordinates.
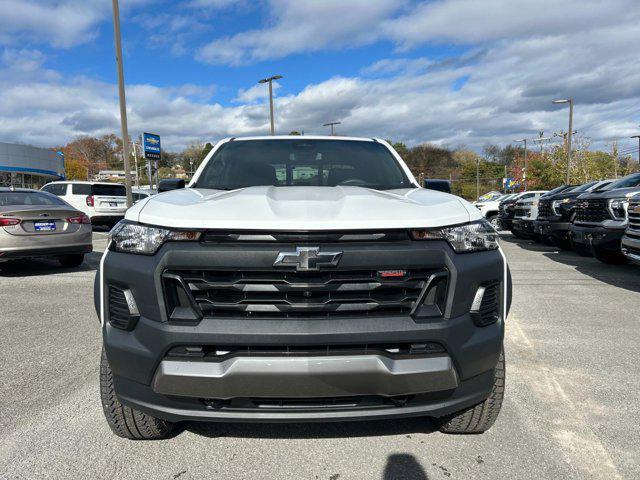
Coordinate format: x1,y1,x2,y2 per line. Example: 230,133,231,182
158,178,185,193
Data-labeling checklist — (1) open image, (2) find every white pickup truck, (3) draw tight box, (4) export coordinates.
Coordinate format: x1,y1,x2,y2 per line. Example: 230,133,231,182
96,136,510,439
473,193,516,228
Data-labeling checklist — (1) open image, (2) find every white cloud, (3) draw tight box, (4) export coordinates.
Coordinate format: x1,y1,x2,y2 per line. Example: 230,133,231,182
234,82,281,103
383,0,640,48
0,1,639,155
0,0,150,48
197,0,404,65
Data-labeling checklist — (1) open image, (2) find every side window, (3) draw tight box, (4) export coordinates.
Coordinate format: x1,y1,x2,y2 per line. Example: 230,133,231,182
72,184,92,195
520,193,535,200
43,184,67,196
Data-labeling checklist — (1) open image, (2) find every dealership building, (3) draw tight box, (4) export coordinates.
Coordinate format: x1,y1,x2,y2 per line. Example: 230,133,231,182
0,141,65,189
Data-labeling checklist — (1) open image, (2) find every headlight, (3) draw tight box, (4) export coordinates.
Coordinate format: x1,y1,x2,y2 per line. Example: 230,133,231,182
109,221,201,255
411,220,499,253
552,198,571,215
608,198,629,221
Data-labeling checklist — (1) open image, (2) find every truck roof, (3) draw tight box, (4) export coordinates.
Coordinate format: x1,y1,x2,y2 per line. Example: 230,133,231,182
221,135,379,142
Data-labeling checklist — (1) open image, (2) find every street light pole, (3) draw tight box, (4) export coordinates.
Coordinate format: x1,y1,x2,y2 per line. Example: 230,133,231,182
258,75,283,135
553,98,574,184
323,121,341,135
131,140,139,188
631,135,640,163
476,157,480,199
111,0,133,207
515,138,528,190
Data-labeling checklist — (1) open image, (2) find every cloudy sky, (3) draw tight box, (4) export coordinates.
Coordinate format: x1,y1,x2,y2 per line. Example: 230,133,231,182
1,0,639,155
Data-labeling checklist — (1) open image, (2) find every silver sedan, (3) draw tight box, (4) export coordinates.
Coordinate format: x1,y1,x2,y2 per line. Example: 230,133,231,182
0,188,92,267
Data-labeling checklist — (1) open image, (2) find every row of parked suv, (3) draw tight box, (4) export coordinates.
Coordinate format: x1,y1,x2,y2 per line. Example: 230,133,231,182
474,173,640,265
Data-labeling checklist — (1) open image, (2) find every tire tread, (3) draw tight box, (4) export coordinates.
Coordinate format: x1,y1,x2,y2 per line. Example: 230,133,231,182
99,348,174,440
439,348,505,434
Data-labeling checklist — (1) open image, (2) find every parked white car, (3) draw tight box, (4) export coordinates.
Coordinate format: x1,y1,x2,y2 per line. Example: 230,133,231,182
41,181,127,226
473,194,516,228
132,188,156,204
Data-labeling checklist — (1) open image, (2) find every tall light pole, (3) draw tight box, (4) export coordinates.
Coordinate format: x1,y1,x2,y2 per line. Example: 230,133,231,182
131,140,139,188
476,157,480,199
515,138,528,190
631,135,640,163
111,0,133,207
258,75,282,135
553,98,573,184
323,121,341,136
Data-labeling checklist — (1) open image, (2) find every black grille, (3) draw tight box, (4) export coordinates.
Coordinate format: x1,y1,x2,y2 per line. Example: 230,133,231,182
166,342,446,360
471,282,500,327
514,206,529,218
627,201,640,238
575,199,611,223
499,203,515,219
537,199,553,219
164,269,447,320
108,286,137,330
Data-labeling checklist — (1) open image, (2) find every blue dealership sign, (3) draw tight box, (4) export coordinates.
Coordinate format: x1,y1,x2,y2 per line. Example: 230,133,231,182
143,132,161,160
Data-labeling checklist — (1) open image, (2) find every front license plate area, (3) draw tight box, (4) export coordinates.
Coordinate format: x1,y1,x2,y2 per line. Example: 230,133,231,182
34,221,56,232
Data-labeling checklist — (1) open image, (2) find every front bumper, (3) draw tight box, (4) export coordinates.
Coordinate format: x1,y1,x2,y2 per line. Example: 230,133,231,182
99,240,509,422
512,219,535,236
153,353,458,399
570,224,626,252
0,244,92,260
91,215,124,225
533,218,572,239
621,233,640,265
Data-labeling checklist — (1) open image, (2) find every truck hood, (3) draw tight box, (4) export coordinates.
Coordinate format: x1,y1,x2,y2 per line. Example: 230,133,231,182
129,186,478,230
578,187,640,200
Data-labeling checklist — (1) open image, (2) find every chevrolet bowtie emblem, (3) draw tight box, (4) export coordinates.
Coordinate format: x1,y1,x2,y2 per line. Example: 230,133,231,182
273,247,342,271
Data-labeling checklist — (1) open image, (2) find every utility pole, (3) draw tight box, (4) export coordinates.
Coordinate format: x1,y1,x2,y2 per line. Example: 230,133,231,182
476,157,480,199
323,121,341,136
111,0,133,207
631,135,640,163
258,75,282,135
553,98,573,184
515,138,528,190
131,140,139,188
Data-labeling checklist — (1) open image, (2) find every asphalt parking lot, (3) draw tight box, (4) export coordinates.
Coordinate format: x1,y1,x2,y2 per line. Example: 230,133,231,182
1,232,639,480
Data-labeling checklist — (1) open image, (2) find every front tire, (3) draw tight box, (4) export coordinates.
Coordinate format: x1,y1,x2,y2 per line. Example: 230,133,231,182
100,348,174,440
593,247,628,265
573,242,592,257
439,348,505,434
554,236,573,251
487,214,500,230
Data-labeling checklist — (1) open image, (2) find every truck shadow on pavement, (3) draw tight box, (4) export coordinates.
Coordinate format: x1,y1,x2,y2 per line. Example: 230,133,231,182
0,251,101,277
183,416,439,440
501,234,640,293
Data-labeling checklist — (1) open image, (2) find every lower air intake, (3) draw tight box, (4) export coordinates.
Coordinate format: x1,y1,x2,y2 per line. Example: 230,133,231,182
470,282,500,327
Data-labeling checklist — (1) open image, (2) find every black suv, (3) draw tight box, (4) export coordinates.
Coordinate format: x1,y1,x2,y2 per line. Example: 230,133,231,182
534,181,611,249
571,173,640,263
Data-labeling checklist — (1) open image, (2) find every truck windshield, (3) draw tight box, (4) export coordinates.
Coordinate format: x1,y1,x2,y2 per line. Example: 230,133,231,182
602,173,640,190
194,139,411,190
570,181,598,193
